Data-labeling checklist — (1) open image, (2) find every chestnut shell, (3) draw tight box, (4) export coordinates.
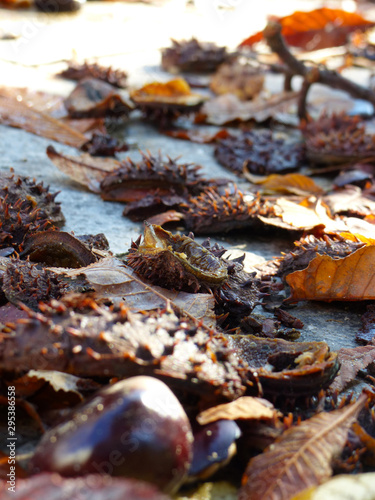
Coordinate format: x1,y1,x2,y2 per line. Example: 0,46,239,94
29,376,193,494
126,223,228,292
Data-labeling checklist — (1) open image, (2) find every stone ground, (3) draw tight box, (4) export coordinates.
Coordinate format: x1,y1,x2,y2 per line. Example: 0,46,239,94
0,0,374,393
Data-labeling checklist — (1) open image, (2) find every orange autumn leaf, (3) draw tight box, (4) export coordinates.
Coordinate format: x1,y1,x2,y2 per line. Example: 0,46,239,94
239,8,375,51
286,244,375,302
244,172,324,196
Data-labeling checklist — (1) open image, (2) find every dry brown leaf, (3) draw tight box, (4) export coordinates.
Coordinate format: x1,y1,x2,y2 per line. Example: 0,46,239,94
286,244,375,302
239,392,369,500
63,257,216,327
197,396,279,425
201,91,298,126
0,86,66,117
330,345,375,392
46,146,119,192
244,172,324,196
0,96,87,148
239,8,375,51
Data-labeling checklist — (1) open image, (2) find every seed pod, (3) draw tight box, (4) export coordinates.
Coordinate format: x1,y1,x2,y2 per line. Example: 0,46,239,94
126,223,228,292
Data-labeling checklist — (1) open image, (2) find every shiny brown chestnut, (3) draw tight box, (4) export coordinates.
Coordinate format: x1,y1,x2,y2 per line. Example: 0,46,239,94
29,376,193,494
188,420,241,481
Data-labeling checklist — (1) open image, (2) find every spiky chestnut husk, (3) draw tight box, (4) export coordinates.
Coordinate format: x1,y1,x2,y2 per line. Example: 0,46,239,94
214,130,305,175
0,198,56,253
2,259,69,310
0,169,65,226
276,234,365,279
100,151,206,202
126,223,228,293
181,187,274,234
57,61,128,88
0,295,251,400
301,112,375,164
201,238,262,329
161,38,228,73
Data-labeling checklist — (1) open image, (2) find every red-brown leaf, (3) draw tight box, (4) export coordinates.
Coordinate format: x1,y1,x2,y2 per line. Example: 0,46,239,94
239,8,375,51
239,392,368,500
286,245,375,302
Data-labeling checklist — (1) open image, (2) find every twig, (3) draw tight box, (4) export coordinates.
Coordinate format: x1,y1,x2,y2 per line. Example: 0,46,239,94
263,22,375,120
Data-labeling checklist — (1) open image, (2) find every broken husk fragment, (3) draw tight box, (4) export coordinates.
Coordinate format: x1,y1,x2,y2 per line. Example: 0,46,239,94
126,223,228,293
20,231,97,268
229,335,339,397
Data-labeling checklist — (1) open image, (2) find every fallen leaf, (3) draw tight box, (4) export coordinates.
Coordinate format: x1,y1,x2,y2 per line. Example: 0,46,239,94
286,244,375,302
0,86,65,117
200,91,299,125
63,256,216,327
330,345,375,392
0,96,87,148
239,392,369,500
239,8,375,51
244,172,324,196
46,145,119,192
23,369,99,399
197,396,279,425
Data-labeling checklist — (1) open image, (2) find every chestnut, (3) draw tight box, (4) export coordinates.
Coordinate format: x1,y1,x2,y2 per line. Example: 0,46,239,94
30,376,193,494
188,420,241,481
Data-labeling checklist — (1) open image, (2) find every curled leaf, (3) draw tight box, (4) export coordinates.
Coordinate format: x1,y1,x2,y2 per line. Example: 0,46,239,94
46,146,119,192
197,396,279,425
286,244,375,302
244,172,323,196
